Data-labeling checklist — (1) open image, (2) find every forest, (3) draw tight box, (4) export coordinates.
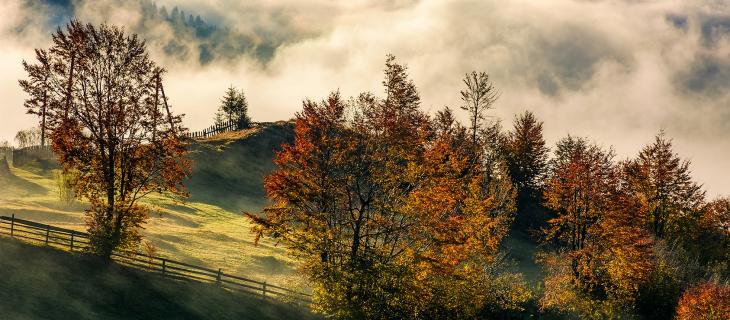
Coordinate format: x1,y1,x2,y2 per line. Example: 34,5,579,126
5,16,730,320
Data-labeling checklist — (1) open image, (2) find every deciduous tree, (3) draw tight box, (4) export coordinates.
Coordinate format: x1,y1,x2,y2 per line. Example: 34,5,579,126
675,282,730,320
19,21,190,260
504,111,549,228
540,137,654,317
248,56,516,319
460,71,499,146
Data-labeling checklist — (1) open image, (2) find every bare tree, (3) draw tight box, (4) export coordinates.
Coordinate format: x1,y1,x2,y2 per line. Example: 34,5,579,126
460,71,500,145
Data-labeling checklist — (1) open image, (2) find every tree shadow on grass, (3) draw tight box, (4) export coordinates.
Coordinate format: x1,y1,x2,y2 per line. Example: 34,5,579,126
0,238,317,320
0,166,47,198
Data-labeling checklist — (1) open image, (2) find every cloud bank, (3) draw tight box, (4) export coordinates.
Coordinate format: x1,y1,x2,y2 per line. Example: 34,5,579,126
1,0,729,197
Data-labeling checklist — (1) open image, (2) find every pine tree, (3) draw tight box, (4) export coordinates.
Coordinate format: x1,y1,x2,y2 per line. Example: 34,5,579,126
216,86,251,129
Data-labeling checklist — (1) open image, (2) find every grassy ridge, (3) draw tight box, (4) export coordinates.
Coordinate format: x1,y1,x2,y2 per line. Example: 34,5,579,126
0,238,315,320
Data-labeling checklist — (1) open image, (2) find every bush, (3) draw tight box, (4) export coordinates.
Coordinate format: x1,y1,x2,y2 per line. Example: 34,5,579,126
54,169,76,206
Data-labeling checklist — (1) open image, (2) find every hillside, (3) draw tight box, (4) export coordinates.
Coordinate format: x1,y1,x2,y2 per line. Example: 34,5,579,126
185,122,294,212
0,238,315,320
0,122,301,289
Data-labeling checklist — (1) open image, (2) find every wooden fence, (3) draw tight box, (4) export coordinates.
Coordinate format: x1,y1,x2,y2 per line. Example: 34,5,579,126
0,215,311,304
11,145,55,167
184,121,277,140
184,120,242,139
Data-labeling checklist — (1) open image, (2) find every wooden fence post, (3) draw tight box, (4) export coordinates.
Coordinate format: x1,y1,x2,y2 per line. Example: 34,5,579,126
70,234,74,251
45,226,49,245
162,259,167,276
263,281,267,297
216,268,222,286
10,214,14,237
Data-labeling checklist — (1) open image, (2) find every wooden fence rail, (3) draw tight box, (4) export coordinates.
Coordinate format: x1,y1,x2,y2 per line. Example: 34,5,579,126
183,119,242,140
183,121,275,140
0,215,311,304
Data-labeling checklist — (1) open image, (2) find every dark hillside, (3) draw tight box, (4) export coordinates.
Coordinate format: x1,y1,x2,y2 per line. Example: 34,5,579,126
184,122,295,213
0,238,315,320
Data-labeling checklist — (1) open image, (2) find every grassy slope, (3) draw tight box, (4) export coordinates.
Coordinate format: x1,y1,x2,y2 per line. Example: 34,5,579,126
0,122,303,289
0,238,315,320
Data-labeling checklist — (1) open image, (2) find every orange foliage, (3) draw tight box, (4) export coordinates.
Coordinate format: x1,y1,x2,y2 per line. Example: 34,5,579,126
19,21,190,258
248,56,516,319
675,282,730,320
541,137,653,314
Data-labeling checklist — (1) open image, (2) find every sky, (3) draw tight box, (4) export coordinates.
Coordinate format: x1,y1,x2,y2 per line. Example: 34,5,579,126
1,0,729,198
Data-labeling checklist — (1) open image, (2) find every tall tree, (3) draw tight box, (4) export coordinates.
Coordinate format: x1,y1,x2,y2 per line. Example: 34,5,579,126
624,131,705,240
216,85,251,129
460,71,499,146
19,21,190,260
543,137,615,281
504,111,549,228
248,56,516,319
540,137,653,316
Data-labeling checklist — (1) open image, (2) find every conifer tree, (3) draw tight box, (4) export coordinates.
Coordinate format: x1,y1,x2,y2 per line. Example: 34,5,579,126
624,131,705,241
216,86,251,129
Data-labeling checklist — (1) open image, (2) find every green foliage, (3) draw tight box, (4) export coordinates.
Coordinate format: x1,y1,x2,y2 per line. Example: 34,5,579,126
54,169,76,206
216,86,251,129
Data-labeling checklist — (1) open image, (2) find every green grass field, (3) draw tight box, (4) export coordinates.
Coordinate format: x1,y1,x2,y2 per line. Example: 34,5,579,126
0,122,304,291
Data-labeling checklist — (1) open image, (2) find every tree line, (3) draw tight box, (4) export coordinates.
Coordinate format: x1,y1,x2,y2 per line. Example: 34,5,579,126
249,57,729,318
19,21,728,319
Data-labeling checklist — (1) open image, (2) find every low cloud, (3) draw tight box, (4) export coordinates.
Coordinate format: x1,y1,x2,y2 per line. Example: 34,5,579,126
1,0,729,197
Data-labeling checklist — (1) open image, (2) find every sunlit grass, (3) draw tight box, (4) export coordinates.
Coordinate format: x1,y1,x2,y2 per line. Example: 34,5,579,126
0,124,304,290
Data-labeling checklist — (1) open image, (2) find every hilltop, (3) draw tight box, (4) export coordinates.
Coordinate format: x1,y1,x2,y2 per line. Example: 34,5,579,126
185,121,294,212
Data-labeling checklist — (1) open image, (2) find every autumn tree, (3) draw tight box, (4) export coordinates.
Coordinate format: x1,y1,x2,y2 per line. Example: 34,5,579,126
248,56,517,319
540,137,653,317
675,282,730,320
19,21,189,260
624,131,705,241
215,85,251,129
504,111,549,228
542,137,616,285
460,71,499,146
698,197,730,265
